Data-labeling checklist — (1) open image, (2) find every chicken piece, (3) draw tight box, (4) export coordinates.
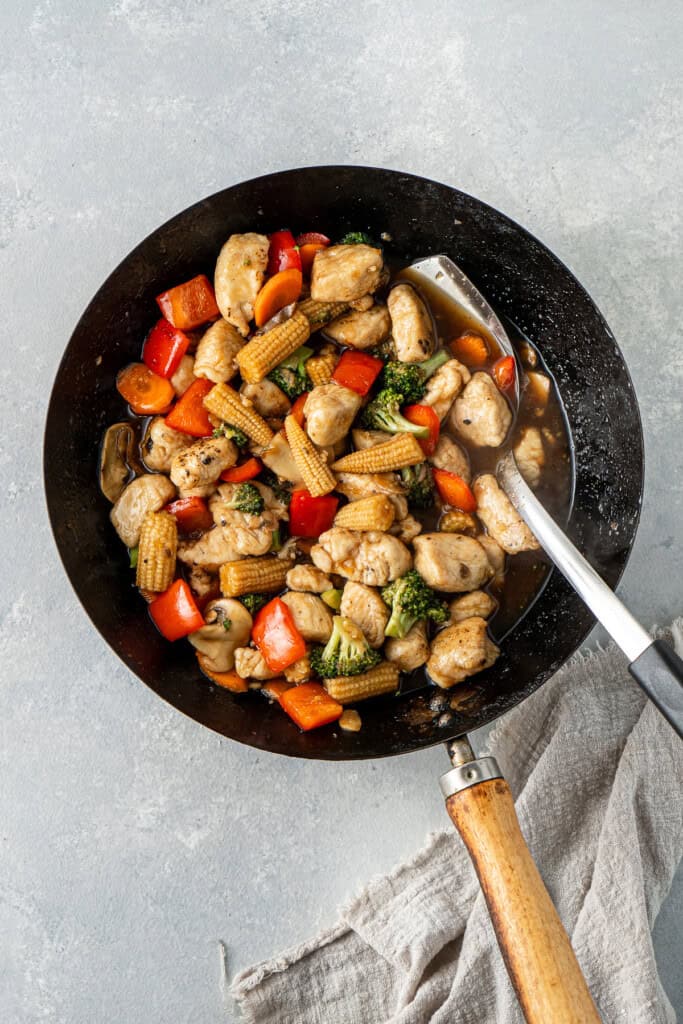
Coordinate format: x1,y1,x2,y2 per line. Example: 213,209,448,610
439,510,478,535
284,656,312,684
311,528,412,587
142,417,193,473
241,379,291,419
234,647,280,681
187,565,218,600
385,621,429,672
110,473,176,548
349,294,374,312
303,383,363,447
387,283,434,363
170,436,237,492
473,475,539,554
214,232,269,336
335,472,409,520
285,564,333,593
450,372,512,447
477,534,506,580
281,592,334,643
422,359,471,420
391,514,422,543
324,304,391,349
431,435,471,483
188,599,252,673
249,481,290,520
310,244,384,303
427,617,499,688
177,482,219,500
178,527,243,572
260,431,304,485
412,533,493,593
170,354,195,396
193,319,244,384
351,429,390,450
209,488,282,556
448,590,497,624
513,426,545,489
339,581,389,649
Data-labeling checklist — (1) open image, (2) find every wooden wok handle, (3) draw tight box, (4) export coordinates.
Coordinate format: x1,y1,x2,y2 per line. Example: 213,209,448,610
444,769,601,1024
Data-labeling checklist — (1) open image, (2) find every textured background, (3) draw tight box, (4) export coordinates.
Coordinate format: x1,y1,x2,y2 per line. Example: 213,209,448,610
1,1,682,1021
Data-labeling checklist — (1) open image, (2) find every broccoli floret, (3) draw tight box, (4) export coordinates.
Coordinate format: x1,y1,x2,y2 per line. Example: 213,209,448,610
381,570,448,639
360,388,430,438
339,231,374,245
240,593,268,615
310,616,382,678
400,463,435,509
225,482,264,516
267,345,313,400
380,349,449,403
259,469,292,507
213,423,249,447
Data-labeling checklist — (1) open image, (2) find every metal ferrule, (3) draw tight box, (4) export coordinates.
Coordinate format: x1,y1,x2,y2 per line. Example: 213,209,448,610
439,756,502,799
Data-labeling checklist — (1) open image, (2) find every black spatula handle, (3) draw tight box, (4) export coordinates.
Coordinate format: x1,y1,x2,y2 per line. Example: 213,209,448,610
629,639,683,738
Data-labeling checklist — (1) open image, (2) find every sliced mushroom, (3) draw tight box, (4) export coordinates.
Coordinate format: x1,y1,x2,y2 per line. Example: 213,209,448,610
99,422,136,503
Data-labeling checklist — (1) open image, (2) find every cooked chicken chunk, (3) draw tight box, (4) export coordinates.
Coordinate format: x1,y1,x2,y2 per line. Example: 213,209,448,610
335,472,409,520
188,599,252,673
324,304,391,349
285,565,333,593
477,534,506,579
170,354,195,396
310,244,384,303
142,417,192,473
339,581,389,648
193,319,244,383
304,383,363,447
427,617,499,688
349,294,374,312
284,656,312,684
311,528,412,587
513,426,545,489
214,232,269,336
448,590,497,625
170,436,237,492
412,533,493,593
450,372,512,447
110,473,176,548
387,283,434,362
473,475,539,554
385,621,429,672
351,429,390,450
260,431,304,485
390,514,422,543
187,565,217,600
281,592,334,643
431,435,471,483
209,489,282,557
234,647,280,681
422,359,471,420
178,527,243,571
241,378,291,419
439,510,478,535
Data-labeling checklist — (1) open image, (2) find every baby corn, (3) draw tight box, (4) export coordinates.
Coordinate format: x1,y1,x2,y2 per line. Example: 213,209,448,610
297,297,348,332
219,556,290,598
236,311,310,383
334,494,395,532
331,434,424,474
325,662,399,704
284,414,336,496
305,349,338,386
203,382,273,447
136,511,177,592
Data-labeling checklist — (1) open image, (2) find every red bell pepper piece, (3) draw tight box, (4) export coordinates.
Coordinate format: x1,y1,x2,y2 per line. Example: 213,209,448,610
290,392,309,426
331,350,384,396
220,457,262,483
165,496,213,533
156,274,220,330
164,378,214,437
295,232,331,247
149,579,205,641
432,468,477,512
142,318,190,379
289,489,339,537
252,597,307,672
279,682,343,731
402,404,440,456
267,229,302,275
492,355,516,393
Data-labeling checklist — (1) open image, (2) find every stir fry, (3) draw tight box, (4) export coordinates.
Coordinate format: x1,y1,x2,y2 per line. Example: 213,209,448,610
100,227,562,734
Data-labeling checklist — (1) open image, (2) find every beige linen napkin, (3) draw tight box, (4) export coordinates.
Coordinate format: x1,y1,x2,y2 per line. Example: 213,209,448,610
232,622,683,1023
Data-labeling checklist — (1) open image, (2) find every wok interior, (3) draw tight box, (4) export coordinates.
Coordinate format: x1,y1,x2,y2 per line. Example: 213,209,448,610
44,167,643,759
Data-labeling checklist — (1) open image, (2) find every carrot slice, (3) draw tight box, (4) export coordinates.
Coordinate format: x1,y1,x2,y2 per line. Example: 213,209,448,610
299,242,327,275
196,653,249,692
262,680,294,701
254,268,303,327
117,362,175,415
432,468,477,513
492,355,516,392
279,682,343,731
290,392,308,426
449,332,489,367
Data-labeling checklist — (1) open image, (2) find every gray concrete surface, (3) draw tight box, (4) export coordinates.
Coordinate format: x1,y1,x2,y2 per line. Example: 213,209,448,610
1,1,681,1020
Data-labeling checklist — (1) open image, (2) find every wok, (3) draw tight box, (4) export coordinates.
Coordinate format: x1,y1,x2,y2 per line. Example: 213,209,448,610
44,166,643,1022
